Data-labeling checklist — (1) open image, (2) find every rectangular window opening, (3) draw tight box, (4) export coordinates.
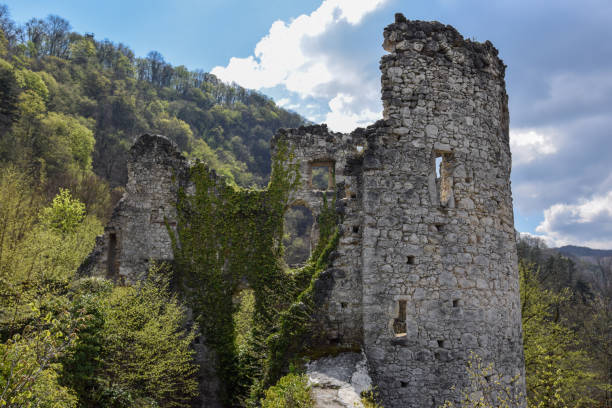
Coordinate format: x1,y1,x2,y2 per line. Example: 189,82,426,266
107,232,118,278
407,256,415,265
352,225,359,233
437,340,445,348
393,300,407,336
453,299,460,308
435,223,444,233
435,155,443,178
433,151,454,208
341,302,348,309
400,381,408,388
310,161,334,190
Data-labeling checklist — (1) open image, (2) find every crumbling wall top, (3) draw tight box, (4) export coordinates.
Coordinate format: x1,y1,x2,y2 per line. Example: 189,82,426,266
130,133,186,164
383,13,505,78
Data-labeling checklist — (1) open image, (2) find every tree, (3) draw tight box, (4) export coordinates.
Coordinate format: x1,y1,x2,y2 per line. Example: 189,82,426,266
39,188,85,233
44,15,71,58
0,304,84,408
69,37,96,65
0,59,20,135
94,266,199,407
43,113,95,172
520,261,598,407
260,373,313,408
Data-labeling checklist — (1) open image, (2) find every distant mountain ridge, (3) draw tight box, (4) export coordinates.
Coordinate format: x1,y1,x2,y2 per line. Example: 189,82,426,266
556,245,612,259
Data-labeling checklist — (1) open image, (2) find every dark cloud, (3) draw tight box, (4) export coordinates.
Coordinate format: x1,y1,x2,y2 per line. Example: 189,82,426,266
512,114,612,212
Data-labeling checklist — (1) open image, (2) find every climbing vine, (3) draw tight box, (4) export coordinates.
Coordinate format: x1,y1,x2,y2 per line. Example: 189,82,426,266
169,139,340,406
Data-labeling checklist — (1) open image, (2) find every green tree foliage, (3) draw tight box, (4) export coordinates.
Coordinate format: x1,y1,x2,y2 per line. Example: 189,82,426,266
0,164,198,407
0,5,304,189
0,167,100,407
40,113,95,173
39,188,85,233
520,261,598,407
0,59,20,133
440,242,610,408
62,268,199,408
169,140,341,405
517,237,612,406
0,304,83,408
361,389,384,408
0,5,273,407
282,206,313,266
0,166,40,282
260,373,313,408
55,271,200,408
170,142,302,405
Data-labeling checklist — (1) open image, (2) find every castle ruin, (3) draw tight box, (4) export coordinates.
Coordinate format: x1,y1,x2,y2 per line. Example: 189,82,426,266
81,14,526,408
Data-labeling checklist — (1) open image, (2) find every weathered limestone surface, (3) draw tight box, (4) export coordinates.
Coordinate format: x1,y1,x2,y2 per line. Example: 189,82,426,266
274,14,526,407
307,352,372,408
365,15,524,407
79,133,187,283
83,14,526,408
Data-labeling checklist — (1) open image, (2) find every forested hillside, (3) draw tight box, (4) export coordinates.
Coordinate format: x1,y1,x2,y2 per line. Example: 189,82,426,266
517,236,611,407
0,4,304,207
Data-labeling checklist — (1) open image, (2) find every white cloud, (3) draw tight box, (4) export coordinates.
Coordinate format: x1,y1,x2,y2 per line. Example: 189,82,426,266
211,0,387,131
286,103,302,111
535,191,612,249
276,98,290,107
509,128,558,165
324,93,381,132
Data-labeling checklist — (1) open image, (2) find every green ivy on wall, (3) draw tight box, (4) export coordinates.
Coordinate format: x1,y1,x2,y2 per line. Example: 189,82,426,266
169,139,340,406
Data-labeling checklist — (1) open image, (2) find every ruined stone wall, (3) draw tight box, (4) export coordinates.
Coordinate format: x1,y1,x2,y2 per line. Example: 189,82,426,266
82,14,526,408
79,134,223,408
274,14,525,408
80,134,187,283
272,125,367,346
358,15,524,407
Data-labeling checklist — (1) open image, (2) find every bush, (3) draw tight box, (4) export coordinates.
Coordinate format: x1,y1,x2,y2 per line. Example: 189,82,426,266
261,373,313,408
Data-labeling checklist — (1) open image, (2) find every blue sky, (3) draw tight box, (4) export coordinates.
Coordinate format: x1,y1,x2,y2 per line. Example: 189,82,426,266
4,0,612,248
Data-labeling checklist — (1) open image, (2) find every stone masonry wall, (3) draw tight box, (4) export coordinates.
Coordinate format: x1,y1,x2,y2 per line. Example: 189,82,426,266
359,15,524,406
82,14,526,408
273,14,525,407
80,134,187,283
272,125,368,347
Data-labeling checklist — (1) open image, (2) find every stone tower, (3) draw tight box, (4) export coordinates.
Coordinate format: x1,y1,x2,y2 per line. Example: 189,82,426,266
82,14,526,408
275,14,525,407
367,15,524,406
